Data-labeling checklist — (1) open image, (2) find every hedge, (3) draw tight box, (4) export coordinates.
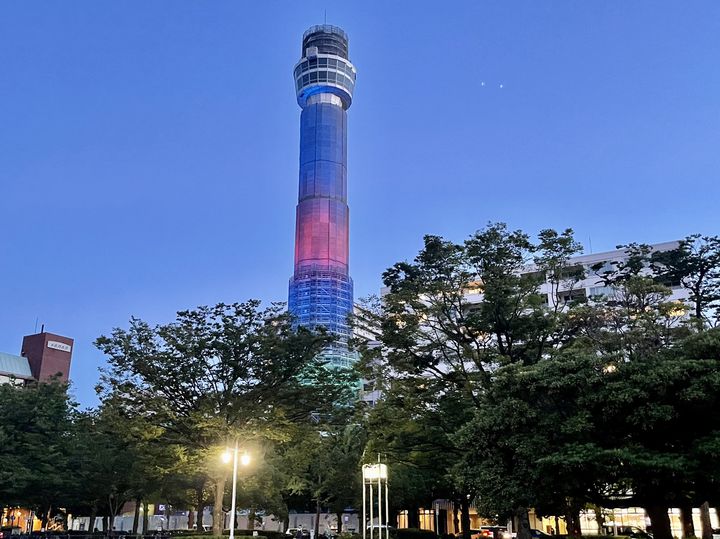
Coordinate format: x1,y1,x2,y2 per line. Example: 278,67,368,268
169,531,279,539
395,529,439,539
179,535,266,539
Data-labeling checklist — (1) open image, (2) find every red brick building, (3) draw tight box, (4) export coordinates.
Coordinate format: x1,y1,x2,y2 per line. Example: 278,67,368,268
21,332,73,383
0,331,73,385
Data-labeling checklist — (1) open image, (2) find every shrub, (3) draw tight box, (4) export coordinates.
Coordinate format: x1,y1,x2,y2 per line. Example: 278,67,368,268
395,529,439,539
251,532,285,539
167,532,275,539
178,536,266,539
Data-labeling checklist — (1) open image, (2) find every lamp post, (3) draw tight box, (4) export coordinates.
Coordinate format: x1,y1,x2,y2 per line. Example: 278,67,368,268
362,461,389,539
222,442,251,539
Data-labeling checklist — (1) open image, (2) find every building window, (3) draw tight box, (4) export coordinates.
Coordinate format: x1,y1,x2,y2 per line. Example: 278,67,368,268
589,286,616,298
419,509,436,531
557,288,587,303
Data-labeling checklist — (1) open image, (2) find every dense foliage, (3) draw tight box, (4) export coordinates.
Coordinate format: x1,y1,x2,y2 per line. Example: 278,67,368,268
0,301,361,534
3,227,719,539
362,225,720,539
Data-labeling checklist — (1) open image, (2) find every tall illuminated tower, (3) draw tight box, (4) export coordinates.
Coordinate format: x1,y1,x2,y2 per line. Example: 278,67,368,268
288,25,357,368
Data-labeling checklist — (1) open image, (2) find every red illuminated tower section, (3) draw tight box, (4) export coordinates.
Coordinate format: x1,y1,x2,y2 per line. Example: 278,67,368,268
21,332,73,383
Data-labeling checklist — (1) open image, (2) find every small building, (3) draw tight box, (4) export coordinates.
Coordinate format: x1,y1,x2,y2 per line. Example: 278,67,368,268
21,331,73,383
0,331,73,386
0,351,34,386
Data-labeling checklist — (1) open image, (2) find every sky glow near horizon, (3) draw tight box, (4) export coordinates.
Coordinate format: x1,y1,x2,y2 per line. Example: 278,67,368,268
1,1,719,406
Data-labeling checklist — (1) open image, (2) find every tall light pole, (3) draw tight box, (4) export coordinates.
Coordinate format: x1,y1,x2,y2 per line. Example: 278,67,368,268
222,442,251,539
362,461,389,539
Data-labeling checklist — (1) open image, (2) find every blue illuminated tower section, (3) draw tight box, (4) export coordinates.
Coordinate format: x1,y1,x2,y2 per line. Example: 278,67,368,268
288,25,357,368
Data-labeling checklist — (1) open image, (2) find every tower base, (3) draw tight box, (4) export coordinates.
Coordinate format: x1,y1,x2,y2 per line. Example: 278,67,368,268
288,268,356,369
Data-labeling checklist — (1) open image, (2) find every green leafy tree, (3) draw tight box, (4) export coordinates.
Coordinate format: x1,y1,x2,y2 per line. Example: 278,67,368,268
456,235,720,539
278,409,364,537
0,381,75,528
68,392,180,535
324,423,366,531
95,300,348,535
651,235,720,325
362,374,472,532
366,223,585,539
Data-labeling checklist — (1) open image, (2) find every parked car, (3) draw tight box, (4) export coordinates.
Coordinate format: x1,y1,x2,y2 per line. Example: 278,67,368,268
530,530,553,539
471,526,511,539
366,525,396,535
286,528,311,539
0,528,21,539
609,526,652,539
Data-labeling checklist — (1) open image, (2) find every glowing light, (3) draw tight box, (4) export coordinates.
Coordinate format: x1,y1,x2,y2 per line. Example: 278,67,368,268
240,453,251,466
221,450,232,464
362,463,388,481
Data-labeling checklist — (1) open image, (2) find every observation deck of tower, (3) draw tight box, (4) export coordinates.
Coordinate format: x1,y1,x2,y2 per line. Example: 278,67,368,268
288,25,357,369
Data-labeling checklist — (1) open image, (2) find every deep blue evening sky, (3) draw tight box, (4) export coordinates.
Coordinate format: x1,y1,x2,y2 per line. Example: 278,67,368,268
1,1,719,406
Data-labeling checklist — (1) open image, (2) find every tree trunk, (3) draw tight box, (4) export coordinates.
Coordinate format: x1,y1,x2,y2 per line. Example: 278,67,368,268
646,506,672,539
679,505,696,538
516,509,532,539
700,502,712,539
249,506,257,531
315,497,321,539
132,500,141,535
336,512,343,534
387,504,398,529
102,516,109,536
142,501,149,535
565,504,582,537
213,475,227,536
594,507,605,535
89,508,97,533
41,506,52,531
554,516,560,535
196,486,205,532
564,511,574,537
408,505,420,530
460,498,471,539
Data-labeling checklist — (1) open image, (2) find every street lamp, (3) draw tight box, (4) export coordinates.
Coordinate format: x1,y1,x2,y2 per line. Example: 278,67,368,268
221,442,251,539
362,462,389,539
